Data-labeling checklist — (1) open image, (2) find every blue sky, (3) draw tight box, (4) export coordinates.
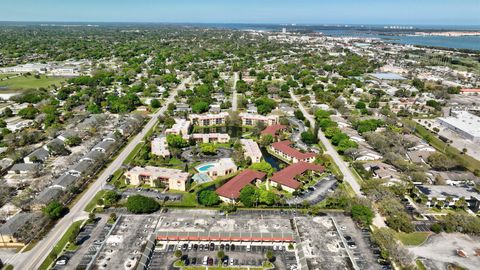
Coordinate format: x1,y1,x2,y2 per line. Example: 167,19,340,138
2,0,479,25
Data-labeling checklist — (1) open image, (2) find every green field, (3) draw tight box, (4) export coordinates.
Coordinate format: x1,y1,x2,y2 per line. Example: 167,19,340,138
396,232,430,246
0,75,65,91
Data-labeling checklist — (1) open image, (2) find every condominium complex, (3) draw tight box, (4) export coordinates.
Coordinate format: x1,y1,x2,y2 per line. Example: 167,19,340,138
270,140,317,163
189,112,229,126
187,133,230,144
124,166,190,191
165,118,191,136
151,136,170,158
240,139,263,163
240,113,279,126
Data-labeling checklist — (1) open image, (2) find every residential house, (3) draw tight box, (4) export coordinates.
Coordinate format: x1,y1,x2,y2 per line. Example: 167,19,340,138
165,118,191,136
151,136,170,158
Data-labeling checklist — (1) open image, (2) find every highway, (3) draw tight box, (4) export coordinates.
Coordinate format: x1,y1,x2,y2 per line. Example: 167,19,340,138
289,90,386,228
9,77,189,270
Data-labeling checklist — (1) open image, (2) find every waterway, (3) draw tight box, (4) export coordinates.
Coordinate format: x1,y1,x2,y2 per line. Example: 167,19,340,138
261,147,286,171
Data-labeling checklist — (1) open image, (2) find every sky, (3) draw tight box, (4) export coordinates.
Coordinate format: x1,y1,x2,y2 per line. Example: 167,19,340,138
2,0,480,26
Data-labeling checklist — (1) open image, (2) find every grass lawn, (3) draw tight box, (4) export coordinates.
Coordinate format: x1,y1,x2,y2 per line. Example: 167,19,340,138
124,142,144,165
416,260,427,270
84,190,107,212
0,75,65,90
38,220,85,270
182,267,264,270
396,232,430,246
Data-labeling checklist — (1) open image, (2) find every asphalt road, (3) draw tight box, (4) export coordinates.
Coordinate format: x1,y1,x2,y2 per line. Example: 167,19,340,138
232,72,239,112
289,90,386,228
9,78,189,270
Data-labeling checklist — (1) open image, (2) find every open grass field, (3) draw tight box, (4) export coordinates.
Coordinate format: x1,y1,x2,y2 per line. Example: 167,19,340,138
0,75,65,91
396,231,431,246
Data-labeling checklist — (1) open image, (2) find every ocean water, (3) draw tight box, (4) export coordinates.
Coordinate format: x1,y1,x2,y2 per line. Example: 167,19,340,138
320,30,480,51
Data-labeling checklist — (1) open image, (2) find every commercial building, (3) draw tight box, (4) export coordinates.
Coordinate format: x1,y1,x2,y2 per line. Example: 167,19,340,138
240,113,279,126
269,140,317,163
151,136,170,157
165,118,191,136
124,166,190,191
414,185,480,212
240,139,263,163
460,88,480,96
270,162,324,193
187,133,230,144
189,112,229,126
438,111,480,143
216,169,266,203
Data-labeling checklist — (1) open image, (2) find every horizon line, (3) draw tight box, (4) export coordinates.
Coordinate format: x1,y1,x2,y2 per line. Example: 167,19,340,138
0,20,480,28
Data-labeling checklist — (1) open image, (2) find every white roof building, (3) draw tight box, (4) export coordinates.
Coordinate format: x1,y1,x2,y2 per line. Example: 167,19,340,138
240,139,263,164
151,136,170,157
165,119,191,136
438,111,480,143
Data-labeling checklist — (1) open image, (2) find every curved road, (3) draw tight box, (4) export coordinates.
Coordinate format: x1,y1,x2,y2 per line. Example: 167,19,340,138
8,77,189,270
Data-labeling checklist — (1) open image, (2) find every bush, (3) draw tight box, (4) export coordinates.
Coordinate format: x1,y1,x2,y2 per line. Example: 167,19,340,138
198,190,220,206
43,201,68,220
430,223,442,234
351,204,374,226
126,195,160,214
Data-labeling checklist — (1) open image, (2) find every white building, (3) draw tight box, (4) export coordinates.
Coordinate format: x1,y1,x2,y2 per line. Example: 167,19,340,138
124,166,190,191
239,113,279,126
187,133,230,144
189,112,229,126
151,136,170,158
165,119,191,136
438,111,480,143
240,139,263,163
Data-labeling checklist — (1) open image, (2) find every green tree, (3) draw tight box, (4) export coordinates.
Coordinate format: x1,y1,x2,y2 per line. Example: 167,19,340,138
18,106,40,119
239,185,259,207
174,250,182,258
259,134,274,147
350,204,374,227
249,161,275,176
301,130,318,145
65,135,82,147
198,190,220,206
103,190,121,207
192,101,210,113
217,250,225,260
43,201,68,219
200,143,217,155
150,99,161,109
166,134,189,148
126,195,160,214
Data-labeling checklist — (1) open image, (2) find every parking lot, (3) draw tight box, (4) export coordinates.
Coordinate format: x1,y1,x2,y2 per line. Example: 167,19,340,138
287,175,337,205
121,188,183,201
151,242,293,269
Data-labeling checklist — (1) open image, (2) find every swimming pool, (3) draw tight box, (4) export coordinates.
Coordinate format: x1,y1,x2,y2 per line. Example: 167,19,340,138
197,164,215,172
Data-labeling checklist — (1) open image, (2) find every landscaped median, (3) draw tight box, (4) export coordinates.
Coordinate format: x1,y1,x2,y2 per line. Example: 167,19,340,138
38,219,86,270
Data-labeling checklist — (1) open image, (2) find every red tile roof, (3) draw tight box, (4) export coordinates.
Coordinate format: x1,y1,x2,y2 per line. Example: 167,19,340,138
216,169,266,199
270,140,316,160
461,88,480,93
270,162,324,189
261,124,287,136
